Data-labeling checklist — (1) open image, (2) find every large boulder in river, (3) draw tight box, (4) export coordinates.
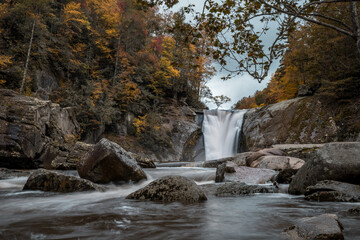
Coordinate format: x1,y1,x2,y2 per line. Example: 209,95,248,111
23,169,104,192
224,166,277,184
126,175,207,203
0,89,80,169
289,142,360,194
304,180,360,202
214,182,277,197
246,148,285,166
282,214,344,240
77,138,147,183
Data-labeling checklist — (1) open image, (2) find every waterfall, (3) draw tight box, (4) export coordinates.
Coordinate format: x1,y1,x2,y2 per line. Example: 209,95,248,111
202,109,247,161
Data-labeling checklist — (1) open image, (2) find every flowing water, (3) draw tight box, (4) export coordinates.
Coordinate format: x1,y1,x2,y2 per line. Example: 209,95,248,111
1,167,359,240
202,110,247,160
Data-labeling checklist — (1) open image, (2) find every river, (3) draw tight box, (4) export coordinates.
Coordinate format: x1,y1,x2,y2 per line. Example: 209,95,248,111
0,166,359,240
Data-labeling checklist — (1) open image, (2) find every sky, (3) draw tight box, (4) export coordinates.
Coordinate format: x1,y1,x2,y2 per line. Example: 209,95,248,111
169,0,278,109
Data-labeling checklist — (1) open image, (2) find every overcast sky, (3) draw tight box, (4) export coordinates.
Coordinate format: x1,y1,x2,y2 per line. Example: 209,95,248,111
169,0,278,109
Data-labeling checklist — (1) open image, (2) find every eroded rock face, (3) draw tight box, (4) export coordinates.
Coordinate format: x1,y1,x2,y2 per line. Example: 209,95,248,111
305,180,360,202
77,138,147,183
242,97,339,151
0,89,79,169
23,169,104,192
126,175,207,203
282,214,344,240
289,142,360,194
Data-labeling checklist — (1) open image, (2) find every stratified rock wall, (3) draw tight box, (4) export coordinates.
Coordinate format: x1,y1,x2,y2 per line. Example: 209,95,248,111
242,97,359,151
0,89,80,169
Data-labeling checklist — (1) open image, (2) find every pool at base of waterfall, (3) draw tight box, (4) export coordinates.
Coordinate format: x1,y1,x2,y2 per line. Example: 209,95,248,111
1,167,359,240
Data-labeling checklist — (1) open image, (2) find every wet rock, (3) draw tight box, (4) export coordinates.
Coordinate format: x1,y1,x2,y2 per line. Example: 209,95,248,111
282,214,344,240
215,163,226,183
246,148,286,166
0,89,79,169
250,156,305,170
130,153,156,168
346,207,360,215
126,175,207,203
275,169,298,184
202,152,252,168
289,142,360,194
77,138,147,184
225,161,236,173
214,182,277,197
304,180,360,202
23,169,104,193
224,166,277,184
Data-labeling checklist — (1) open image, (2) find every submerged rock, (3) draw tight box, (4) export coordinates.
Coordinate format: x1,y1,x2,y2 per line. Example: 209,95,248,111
23,169,104,193
77,138,147,184
214,182,277,197
289,142,360,194
282,214,344,240
126,175,207,203
250,156,305,170
304,180,360,202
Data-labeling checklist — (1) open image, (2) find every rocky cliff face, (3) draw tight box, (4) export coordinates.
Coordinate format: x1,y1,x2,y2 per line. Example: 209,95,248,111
0,89,80,168
242,96,360,151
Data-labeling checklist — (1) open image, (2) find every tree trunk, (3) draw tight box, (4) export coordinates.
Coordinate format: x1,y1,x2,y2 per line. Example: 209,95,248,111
350,2,360,54
19,19,36,95
113,33,121,84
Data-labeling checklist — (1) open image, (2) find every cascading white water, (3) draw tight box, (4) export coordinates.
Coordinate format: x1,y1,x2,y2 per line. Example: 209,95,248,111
202,109,247,161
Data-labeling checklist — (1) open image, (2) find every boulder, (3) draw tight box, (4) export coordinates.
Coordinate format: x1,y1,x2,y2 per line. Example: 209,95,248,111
250,156,305,170
225,161,236,173
224,166,277,184
214,182,277,197
130,153,156,168
275,169,298,184
242,97,339,151
272,144,323,161
23,169,104,193
51,142,94,170
289,142,360,194
126,175,207,203
77,138,147,183
304,180,360,202
246,148,285,166
282,214,344,240
215,163,226,183
0,89,79,169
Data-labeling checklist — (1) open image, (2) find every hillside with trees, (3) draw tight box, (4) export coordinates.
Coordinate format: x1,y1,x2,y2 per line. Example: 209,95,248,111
0,0,214,157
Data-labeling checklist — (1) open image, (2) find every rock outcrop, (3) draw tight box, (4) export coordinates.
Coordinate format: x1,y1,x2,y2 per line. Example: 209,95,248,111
304,180,360,202
0,89,80,169
289,142,360,194
126,175,207,203
245,148,285,166
77,138,147,183
242,97,339,151
23,169,104,192
250,156,305,170
282,214,344,240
